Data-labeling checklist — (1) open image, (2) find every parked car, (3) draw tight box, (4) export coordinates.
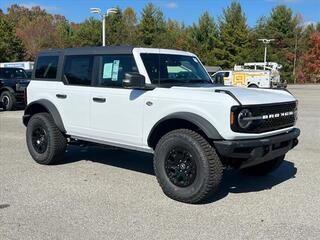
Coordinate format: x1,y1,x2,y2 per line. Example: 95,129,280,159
0,67,30,111
23,46,300,203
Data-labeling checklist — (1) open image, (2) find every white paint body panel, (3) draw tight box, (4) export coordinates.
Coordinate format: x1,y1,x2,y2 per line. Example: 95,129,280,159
27,48,297,152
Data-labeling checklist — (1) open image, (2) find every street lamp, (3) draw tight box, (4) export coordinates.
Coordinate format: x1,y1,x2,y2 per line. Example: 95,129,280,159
90,7,118,46
258,38,275,69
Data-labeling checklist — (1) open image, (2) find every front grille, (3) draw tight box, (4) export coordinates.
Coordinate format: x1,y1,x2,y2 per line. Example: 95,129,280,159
232,101,297,133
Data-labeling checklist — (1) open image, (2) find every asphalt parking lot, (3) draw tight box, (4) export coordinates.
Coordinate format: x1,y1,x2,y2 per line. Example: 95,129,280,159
0,85,319,240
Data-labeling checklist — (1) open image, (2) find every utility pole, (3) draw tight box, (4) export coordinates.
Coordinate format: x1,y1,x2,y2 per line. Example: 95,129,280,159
258,39,275,69
90,7,118,46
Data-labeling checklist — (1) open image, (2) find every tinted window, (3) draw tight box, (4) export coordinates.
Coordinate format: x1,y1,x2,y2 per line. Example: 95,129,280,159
35,56,59,79
224,72,230,77
99,55,138,87
0,68,28,79
140,53,211,85
63,55,93,86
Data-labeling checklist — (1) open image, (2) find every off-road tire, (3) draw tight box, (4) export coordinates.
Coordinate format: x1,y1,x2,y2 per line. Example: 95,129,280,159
26,113,67,165
241,155,285,176
153,129,223,204
0,91,16,111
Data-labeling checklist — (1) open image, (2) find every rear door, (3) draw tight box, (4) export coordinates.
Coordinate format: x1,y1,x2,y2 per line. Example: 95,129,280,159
57,55,94,136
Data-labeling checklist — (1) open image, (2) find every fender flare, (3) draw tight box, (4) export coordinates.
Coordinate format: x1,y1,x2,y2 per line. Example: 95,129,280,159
23,99,66,133
148,112,223,146
0,86,15,94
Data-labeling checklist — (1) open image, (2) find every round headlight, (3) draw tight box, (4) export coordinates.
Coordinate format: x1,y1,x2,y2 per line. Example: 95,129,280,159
238,109,253,129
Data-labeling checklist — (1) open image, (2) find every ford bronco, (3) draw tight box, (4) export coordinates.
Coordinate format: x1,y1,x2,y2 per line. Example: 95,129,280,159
23,46,300,203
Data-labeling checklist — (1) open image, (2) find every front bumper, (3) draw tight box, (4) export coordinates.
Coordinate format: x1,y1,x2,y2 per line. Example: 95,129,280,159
214,128,300,169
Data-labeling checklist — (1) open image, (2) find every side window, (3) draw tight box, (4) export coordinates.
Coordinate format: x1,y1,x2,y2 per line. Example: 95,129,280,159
224,72,230,77
63,55,93,86
99,55,138,87
35,56,59,79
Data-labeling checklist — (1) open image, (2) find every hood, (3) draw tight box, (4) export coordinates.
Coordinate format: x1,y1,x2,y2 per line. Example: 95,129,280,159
171,85,296,105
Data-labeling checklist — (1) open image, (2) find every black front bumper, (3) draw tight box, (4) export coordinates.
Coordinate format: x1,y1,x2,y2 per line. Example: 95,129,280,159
214,128,300,169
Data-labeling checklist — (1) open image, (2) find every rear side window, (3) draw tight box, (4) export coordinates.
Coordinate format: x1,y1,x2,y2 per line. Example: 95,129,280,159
35,56,59,79
63,55,94,86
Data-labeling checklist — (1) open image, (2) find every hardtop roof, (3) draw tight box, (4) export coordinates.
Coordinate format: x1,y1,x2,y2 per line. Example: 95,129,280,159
37,46,134,56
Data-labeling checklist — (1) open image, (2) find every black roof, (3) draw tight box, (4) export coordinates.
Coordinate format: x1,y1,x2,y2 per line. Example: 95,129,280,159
38,46,134,56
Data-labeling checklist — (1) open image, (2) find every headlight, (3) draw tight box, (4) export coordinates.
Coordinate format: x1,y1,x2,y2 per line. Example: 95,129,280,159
238,109,253,129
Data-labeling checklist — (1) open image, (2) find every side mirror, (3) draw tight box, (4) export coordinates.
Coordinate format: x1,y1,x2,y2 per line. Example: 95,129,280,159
123,72,146,89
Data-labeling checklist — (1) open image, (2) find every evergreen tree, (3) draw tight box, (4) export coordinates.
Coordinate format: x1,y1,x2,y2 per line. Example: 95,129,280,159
73,18,101,47
123,7,138,45
219,1,250,68
105,8,128,46
255,5,299,82
186,11,222,65
137,3,166,47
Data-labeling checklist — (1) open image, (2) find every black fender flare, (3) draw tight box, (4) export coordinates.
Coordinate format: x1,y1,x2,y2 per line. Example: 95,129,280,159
0,86,15,94
23,99,66,133
148,112,222,146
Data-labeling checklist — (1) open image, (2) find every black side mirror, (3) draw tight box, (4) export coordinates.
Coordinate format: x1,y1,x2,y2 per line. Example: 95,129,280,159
123,72,146,89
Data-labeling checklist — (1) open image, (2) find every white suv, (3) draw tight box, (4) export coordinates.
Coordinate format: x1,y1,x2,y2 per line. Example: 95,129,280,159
23,46,300,203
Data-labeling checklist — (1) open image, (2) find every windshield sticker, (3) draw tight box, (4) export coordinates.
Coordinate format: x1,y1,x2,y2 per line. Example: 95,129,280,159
111,60,120,81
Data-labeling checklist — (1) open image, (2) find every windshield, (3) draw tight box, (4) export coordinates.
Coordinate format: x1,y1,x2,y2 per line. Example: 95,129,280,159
0,68,28,79
140,53,212,85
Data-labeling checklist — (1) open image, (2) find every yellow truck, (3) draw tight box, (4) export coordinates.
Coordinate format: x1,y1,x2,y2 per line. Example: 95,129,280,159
211,62,287,88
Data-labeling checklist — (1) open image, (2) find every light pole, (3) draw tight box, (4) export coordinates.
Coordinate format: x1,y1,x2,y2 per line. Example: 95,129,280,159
258,38,275,69
90,7,118,46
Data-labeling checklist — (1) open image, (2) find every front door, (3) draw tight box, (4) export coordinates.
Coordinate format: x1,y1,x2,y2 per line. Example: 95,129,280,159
90,54,145,147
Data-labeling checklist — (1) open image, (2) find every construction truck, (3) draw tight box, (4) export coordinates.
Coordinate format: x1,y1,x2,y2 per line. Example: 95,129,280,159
211,62,287,88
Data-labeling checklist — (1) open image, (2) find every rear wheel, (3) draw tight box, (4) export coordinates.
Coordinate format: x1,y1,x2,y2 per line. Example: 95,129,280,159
0,91,16,111
153,129,223,203
26,113,66,165
248,84,258,88
241,155,285,176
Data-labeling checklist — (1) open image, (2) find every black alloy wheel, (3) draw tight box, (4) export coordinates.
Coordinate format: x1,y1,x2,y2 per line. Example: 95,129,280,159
31,126,48,154
165,147,197,187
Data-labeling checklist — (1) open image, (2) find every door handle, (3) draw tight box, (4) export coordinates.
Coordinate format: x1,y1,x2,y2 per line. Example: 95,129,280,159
56,94,67,99
92,97,106,103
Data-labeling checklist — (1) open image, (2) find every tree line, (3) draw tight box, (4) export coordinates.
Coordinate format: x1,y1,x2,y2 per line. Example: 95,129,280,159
0,2,319,83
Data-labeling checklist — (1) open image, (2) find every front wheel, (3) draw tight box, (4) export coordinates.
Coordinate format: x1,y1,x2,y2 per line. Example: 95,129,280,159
26,113,67,165
153,129,223,204
241,155,285,176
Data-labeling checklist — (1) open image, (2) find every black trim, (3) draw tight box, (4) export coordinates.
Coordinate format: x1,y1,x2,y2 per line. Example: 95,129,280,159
148,112,222,146
23,99,66,133
38,46,134,56
215,89,242,105
230,101,297,133
214,128,300,169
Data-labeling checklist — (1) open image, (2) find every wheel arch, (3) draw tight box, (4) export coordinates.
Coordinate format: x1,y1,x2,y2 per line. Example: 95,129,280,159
0,86,15,95
23,99,66,133
248,83,259,88
147,112,222,149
